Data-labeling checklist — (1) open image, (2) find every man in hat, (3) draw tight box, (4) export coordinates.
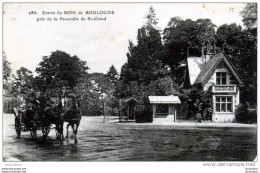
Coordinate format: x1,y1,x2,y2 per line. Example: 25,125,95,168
24,91,39,127
37,89,53,118
13,85,26,118
57,86,69,117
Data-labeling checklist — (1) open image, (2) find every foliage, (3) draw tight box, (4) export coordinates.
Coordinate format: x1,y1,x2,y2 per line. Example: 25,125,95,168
214,4,257,106
163,18,216,85
135,101,153,123
3,52,11,82
3,52,12,95
105,65,119,86
216,23,242,54
35,50,88,91
10,67,35,97
120,7,169,89
117,76,173,102
240,3,257,29
215,22,257,106
120,27,168,86
143,6,159,31
179,85,213,120
179,86,203,119
235,103,257,124
75,72,118,116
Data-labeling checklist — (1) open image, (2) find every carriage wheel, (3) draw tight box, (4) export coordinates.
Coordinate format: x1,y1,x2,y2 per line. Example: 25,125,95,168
29,122,37,140
15,117,21,138
42,126,50,138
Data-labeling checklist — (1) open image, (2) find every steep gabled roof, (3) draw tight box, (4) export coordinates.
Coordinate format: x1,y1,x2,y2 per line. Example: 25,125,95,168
124,97,138,103
194,52,243,86
187,57,205,85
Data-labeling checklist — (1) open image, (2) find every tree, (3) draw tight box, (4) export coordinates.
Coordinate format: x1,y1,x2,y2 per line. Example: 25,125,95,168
216,23,243,57
240,3,257,29
163,18,216,85
74,73,102,116
106,65,119,85
75,72,117,116
120,27,168,86
143,6,159,31
3,52,12,94
35,50,88,92
10,67,35,97
215,16,257,106
3,52,11,82
118,7,170,101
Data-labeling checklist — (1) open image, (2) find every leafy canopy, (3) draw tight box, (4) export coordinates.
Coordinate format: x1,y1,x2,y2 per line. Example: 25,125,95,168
36,50,88,91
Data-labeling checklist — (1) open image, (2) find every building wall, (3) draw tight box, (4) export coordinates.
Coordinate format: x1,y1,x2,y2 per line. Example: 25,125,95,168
203,66,240,123
203,67,233,91
212,113,235,123
212,94,236,123
152,104,177,122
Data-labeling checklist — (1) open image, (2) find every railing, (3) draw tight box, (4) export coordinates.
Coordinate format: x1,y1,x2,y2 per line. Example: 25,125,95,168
212,85,236,93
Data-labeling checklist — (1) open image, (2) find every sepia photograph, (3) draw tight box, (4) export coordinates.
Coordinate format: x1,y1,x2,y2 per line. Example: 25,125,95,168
1,2,257,169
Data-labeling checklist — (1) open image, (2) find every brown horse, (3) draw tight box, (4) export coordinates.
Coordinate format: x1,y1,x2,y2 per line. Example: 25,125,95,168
63,97,81,144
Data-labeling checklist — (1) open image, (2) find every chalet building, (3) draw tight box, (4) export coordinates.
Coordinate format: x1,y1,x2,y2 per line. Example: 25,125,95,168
186,44,243,123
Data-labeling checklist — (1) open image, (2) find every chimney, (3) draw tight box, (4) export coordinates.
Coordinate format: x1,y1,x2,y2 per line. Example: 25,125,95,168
205,41,215,63
201,42,205,57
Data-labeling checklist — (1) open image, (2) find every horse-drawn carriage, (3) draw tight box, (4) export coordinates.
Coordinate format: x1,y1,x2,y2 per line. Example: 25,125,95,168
13,103,40,140
13,90,81,143
13,92,62,140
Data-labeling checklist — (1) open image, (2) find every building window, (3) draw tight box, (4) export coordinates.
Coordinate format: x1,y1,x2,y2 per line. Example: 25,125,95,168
156,104,168,114
216,72,227,85
215,96,233,112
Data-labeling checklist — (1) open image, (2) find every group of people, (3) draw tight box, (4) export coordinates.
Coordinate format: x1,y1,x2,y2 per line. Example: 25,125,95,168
15,86,76,129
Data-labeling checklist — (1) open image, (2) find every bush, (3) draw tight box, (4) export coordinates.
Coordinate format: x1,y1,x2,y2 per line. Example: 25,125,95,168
135,104,153,123
235,103,257,124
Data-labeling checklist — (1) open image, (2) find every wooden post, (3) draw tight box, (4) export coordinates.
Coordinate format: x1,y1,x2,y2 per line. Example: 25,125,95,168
127,105,129,121
174,106,176,122
103,99,106,123
119,99,122,122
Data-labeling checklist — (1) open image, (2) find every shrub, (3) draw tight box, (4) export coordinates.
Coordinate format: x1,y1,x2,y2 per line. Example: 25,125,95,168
135,104,153,123
235,103,257,124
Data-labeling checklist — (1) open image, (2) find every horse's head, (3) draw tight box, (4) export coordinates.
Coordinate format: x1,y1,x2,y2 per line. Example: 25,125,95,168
73,99,80,113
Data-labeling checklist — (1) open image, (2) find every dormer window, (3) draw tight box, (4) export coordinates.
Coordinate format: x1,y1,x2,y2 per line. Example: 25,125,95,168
216,72,227,85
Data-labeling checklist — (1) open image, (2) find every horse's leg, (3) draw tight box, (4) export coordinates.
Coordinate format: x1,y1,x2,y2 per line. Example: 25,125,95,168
70,124,75,139
57,119,62,142
74,123,79,144
59,123,63,144
65,123,70,139
60,120,65,141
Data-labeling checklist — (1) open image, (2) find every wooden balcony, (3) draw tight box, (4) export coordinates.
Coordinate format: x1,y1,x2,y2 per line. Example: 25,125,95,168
212,85,236,93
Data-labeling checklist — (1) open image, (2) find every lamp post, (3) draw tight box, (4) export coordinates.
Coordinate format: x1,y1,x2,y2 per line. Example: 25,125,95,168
102,93,107,123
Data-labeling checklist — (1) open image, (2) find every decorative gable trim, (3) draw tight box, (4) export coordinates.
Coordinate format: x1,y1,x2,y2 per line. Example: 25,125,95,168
195,52,243,86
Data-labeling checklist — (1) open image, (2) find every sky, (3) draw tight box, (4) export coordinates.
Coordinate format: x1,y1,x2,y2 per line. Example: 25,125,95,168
3,3,246,76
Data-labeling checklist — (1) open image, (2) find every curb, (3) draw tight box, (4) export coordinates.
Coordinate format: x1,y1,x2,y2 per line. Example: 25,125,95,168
109,120,257,128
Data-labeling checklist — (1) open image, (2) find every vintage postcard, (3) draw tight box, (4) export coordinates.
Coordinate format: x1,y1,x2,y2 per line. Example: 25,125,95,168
1,2,258,173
